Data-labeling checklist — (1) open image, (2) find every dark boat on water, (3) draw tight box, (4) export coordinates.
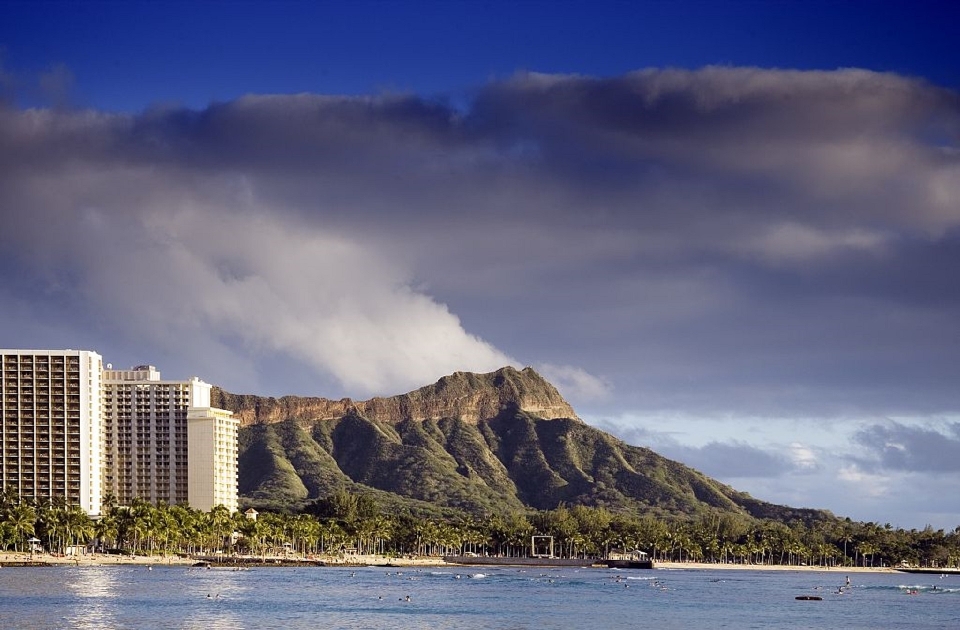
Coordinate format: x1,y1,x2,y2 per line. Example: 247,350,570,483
897,567,960,575
604,558,655,569
601,550,654,569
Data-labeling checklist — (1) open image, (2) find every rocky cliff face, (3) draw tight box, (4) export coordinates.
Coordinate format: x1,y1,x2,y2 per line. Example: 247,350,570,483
213,366,579,427
227,366,831,524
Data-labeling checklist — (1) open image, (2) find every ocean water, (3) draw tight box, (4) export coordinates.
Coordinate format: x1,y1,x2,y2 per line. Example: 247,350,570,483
1,565,958,629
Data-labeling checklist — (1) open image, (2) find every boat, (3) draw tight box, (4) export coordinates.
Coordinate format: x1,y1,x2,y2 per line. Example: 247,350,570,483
603,558,655,570
897,567,960,575
603,549,655,569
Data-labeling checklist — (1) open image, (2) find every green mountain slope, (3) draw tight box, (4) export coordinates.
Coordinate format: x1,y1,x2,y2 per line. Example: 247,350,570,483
217,367,829,523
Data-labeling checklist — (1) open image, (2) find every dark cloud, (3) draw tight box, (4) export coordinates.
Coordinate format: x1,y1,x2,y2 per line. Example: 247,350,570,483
854,422,960,473
595,421,791,478
661,441,791,479
1,67,958,419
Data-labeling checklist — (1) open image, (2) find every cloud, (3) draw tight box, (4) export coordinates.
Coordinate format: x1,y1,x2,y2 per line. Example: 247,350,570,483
674,441,791,478
853,421,960,473
37,63,75,108
787,442,819,471
588,410,960,526
747,223,888,264
537,363,611,402
1,67,959,416
594,419,791,478
836,464,891,498
0,106,516,395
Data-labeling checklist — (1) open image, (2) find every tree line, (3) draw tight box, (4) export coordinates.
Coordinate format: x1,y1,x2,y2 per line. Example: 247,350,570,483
2,489,959,568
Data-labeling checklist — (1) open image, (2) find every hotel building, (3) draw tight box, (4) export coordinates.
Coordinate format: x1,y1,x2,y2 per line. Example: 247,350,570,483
102,365,238,512
1,350,238,515
187,406,239,512
1,350,105,515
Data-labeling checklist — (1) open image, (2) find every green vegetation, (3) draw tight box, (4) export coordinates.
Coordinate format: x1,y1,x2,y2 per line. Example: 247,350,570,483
237,408,827,524
2,488,958,568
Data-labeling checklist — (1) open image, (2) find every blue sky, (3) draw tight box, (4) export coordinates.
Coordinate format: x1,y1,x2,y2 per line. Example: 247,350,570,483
3,1,958,111
2,0,960,529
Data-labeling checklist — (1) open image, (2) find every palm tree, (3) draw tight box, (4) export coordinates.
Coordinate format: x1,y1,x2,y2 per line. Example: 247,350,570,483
375,515,396,555
94,512,118,551
65,505,94,552
0,521,15,551
37,502,64,554
167,505,196,555
8,502,36,553
149,503,178,556
239,515,266,559
835,521,855,566
857,542,878,568
209,505,233,557
128,498,155,553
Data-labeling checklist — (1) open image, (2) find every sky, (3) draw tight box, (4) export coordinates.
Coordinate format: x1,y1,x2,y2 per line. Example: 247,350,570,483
2,0,959,529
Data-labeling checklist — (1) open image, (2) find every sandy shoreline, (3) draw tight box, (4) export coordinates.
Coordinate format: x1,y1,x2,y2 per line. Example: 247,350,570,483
0,552,899,572
0,552,444,568
0,552,195,566
654,561,896,573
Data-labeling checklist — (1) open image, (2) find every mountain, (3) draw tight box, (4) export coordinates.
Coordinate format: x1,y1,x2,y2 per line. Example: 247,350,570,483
216,367,578,426
214,366,829,523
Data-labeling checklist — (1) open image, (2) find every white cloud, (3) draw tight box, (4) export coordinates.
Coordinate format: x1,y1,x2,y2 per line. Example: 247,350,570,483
747,223,888,263
837,464,891,498
537,363,611,402
787,442,819,470
0,157,515,395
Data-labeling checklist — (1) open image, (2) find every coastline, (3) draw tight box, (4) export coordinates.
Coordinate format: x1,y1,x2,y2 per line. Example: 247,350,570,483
0,551,445,568
654,561,896,573
0,551,902,572
0,552,195,567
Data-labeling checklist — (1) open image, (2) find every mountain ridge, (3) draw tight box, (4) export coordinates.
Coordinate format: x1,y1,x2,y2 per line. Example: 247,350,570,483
216,366,832,525
214,366,579,426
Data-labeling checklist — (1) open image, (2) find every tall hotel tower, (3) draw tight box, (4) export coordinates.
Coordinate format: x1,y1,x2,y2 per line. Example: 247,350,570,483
102,365,238,512
2,350,238,515
1,350,105,515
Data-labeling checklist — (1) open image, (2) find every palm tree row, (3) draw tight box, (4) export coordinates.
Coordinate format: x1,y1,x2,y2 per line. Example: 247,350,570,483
3,488,960,568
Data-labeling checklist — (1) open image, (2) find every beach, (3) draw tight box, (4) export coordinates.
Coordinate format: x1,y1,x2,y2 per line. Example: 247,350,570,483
654,560,896,573
0,551,901,572
0,551,194,566
0,551,445,568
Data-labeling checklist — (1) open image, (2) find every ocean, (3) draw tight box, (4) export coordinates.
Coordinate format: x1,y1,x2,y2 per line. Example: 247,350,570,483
0,564,957,629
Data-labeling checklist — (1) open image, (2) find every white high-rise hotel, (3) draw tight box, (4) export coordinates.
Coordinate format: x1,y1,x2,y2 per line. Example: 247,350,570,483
1,349,238,514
